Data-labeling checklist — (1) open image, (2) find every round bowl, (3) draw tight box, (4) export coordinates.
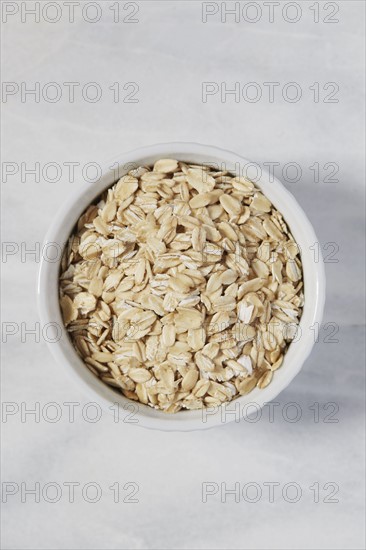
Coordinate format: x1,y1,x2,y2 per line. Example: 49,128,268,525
38,142,326,431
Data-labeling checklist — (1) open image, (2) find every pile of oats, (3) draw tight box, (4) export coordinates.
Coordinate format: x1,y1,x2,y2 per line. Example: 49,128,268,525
59,159,304,413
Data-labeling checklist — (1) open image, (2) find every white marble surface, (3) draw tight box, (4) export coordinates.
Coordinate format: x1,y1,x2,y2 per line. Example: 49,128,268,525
1,1,365,549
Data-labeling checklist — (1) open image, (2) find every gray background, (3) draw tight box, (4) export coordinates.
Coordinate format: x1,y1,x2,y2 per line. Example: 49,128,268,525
1,1,365,549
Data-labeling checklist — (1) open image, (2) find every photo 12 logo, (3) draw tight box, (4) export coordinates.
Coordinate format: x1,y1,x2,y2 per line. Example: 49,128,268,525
200,400,340,424
202,81,339,104
1,81,140,104
201,481,340,503
201,2,340,24
1,160,141,185
1,1,140,24
1,481,140,504
1,401,140,424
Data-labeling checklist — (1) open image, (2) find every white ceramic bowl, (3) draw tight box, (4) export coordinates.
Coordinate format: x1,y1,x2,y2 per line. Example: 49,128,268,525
38,142,325,431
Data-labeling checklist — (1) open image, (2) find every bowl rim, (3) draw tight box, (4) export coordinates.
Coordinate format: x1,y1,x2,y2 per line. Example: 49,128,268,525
37,142,326,431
